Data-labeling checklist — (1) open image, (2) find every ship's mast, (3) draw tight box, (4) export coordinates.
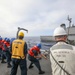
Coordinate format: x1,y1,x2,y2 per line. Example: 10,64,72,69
67,15,72,35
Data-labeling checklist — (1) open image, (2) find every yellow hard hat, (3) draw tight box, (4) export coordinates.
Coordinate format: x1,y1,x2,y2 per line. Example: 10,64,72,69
18,32,24,37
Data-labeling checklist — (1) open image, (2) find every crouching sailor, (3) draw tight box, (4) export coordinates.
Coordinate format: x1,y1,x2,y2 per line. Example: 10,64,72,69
28,43,47,74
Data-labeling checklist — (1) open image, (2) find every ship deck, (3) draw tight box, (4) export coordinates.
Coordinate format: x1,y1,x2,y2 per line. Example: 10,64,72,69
0,55,52,75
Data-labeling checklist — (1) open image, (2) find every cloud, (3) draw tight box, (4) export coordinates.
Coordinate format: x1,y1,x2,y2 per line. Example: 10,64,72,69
0,0,75,37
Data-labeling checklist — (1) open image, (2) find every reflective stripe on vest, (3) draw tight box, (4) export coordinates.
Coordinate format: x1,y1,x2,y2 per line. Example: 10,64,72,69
12,39,25,59
51,44,73,50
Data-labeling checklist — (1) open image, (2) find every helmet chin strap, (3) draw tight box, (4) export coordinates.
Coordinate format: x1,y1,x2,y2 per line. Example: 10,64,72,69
56,40,66,43
16,27,28,39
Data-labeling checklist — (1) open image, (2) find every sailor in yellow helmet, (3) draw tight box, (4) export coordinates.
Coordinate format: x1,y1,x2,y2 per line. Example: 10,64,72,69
10,31,27,75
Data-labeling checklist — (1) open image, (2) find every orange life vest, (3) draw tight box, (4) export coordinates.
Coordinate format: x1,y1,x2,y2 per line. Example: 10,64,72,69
0,40,3,49
28,46,40,56
3,41,10,51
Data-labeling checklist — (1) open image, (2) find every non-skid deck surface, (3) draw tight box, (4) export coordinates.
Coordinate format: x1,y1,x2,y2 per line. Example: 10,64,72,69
0,56,52,75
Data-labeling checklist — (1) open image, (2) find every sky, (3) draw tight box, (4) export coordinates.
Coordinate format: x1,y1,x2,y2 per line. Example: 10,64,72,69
0,0,75,38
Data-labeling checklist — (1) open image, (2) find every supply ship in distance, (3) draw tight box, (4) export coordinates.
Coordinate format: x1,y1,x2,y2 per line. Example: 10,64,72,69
40,17,75,45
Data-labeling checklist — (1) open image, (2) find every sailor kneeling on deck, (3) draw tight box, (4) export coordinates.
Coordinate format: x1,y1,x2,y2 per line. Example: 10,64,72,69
50,26,75,75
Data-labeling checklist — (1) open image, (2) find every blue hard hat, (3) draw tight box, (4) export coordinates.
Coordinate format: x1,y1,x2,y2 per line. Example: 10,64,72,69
10,38,15,43
4,37,7,41
37,43,41,49
6,38,10,42
0,37,2,40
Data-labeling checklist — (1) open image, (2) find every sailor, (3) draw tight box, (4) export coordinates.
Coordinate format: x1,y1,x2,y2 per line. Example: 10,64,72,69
10,31,27,75
3,38,12,68
1,37,7,63
0,37,3,59
10,38,16,44
28,43,47,74
50,26,75,75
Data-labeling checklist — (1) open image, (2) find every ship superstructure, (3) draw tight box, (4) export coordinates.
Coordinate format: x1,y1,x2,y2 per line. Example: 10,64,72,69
40,16,75,45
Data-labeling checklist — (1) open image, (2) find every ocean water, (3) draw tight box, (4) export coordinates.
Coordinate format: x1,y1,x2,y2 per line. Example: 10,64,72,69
24,36,55,50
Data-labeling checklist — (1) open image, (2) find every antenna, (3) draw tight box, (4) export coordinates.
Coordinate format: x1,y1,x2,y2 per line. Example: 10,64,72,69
67,15,72,36
67,15,72,27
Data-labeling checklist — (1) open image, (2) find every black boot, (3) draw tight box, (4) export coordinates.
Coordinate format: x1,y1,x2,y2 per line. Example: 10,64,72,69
7,63,12,68
29,65,34,69
29,62,34,69
39,71,45,74
1,59,6,63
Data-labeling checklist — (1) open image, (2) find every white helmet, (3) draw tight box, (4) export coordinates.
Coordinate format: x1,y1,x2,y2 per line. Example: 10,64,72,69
53,27,67,36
